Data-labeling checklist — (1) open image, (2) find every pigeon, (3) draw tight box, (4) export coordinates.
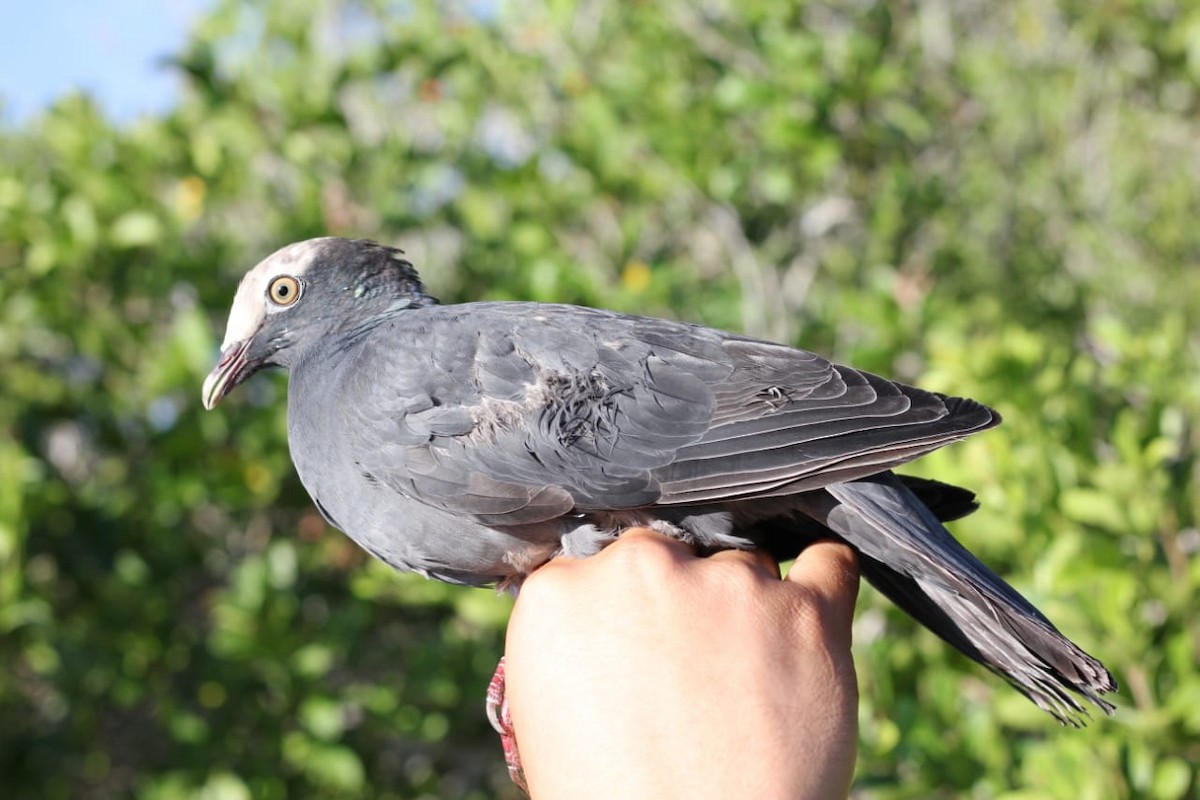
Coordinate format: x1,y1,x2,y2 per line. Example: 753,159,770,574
202,237,1116,736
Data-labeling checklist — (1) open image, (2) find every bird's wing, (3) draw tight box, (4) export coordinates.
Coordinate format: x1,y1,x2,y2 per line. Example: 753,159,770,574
652,336,998,503
340,303,997,526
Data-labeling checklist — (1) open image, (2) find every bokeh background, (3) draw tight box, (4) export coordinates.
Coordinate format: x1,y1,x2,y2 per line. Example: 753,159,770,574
2,1,1198,798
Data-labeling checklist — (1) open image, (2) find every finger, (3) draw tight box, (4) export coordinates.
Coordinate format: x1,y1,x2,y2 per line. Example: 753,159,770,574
600,526,698,563
616,527,697,551
708,546,782,579
785,539,860,627
540,526,691,571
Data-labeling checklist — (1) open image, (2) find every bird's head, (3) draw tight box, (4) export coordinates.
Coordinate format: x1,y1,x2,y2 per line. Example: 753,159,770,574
202,237,435,409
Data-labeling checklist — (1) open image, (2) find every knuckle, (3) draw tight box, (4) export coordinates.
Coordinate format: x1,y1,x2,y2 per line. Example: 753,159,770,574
606,531,686,571
710,556,764,589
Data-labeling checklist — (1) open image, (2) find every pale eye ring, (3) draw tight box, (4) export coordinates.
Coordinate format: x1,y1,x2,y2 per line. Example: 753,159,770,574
267,275,302,306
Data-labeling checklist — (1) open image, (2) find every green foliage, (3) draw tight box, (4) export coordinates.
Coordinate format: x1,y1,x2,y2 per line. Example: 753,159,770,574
2,0,1198,797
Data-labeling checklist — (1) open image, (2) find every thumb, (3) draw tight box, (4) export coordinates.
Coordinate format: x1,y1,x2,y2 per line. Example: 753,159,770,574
786,540,860,631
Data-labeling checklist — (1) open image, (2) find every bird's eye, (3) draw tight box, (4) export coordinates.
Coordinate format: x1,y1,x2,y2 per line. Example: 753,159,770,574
268,275,302,306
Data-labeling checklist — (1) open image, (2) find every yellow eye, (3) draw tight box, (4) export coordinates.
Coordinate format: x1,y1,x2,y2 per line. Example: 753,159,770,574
267,275,302,306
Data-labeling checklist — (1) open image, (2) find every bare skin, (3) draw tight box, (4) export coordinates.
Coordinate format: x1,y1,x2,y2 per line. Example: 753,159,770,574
504,529,860,800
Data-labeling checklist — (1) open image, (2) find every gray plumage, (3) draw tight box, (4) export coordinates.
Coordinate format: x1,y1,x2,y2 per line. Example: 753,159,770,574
203,237,1116,723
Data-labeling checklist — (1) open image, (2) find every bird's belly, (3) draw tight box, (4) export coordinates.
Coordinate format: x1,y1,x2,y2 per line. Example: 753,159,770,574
291,452,558,585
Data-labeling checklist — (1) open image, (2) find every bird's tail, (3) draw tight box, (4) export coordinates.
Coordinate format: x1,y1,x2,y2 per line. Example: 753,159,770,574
798,472,1116,724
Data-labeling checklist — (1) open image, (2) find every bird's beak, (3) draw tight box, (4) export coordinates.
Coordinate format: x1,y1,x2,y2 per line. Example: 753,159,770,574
202,339,252,410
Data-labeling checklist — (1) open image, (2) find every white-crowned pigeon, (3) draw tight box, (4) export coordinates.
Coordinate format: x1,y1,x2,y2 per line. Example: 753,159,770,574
203,238,1115,783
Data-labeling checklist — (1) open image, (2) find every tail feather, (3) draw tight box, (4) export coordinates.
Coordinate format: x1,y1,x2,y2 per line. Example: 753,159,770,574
797,472,1116,723
916,574,1113,723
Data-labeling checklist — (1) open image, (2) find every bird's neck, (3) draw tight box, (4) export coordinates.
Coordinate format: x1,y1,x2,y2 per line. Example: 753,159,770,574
339,293,438,335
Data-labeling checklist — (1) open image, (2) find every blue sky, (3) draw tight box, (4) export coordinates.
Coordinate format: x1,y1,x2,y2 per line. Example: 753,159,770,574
0,0,211,124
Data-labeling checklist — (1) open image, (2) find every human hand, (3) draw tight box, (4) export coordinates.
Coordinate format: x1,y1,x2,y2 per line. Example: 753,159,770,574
502,529,860,800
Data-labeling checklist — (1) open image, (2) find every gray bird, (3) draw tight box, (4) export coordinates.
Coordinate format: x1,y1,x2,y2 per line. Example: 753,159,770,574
202,237,1115,729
